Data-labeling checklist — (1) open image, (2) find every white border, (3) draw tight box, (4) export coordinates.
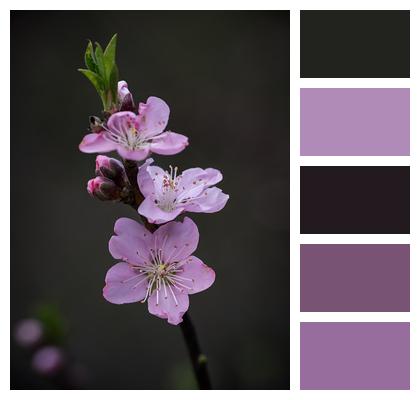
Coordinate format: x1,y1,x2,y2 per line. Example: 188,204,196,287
2,1,419,399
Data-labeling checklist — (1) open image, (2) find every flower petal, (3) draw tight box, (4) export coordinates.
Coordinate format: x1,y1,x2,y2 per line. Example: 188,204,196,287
177,256,215,294
103,262,148,304
79,133,116,153
107,111,137,133
203,168,223,187
139,164,167,198
138,96,170,137
147,287,189,325
178,168,208,191
138,196,183,224
154,217,199,262
116,146,150,161
109,218,153,264
150,131,189,155
137,158,155,197
184,187,229,213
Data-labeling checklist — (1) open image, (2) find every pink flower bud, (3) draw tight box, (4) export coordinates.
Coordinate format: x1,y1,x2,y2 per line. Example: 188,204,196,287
118,80,135,112
95,155,126,187
32,346,65,376
87,176,121,201
14,319,43,348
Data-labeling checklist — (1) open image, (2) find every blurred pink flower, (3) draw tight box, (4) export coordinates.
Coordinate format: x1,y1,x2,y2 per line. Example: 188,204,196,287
14,319,43,348
137,159,229,224
79,97,188,161
32,346,65,376
103,217,215,325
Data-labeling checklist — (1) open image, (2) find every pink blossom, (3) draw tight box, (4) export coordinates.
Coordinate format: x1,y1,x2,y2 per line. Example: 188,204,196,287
103,217,215,325
14,319,43,348
32,346,65,376
137,159,229,224
79,96,188,161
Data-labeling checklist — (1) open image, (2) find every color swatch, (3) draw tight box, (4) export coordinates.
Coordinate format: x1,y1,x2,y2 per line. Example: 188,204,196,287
300,88,410,156
300,244,410,312
300,166,410,234
300,10,410,78
300,322,410,390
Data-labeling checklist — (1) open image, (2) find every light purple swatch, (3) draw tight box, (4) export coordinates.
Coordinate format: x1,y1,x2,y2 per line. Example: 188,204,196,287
300,88,410,156
300,244,410,312
300,322,410,390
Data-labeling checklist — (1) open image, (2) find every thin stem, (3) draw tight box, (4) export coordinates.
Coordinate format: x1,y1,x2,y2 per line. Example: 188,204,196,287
122,159,211,388
180,312,212,389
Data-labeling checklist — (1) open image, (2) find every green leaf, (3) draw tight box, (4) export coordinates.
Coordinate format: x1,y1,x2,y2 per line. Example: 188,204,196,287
78,68,105,94
94,42,106,79
103,33,117,79
109,63,119,103
35,304,67,344
84,40,97,72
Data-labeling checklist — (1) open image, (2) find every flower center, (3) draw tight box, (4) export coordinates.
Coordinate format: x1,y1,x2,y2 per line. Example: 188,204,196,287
104,120,149,151
126,246,194,307
155,166,180,212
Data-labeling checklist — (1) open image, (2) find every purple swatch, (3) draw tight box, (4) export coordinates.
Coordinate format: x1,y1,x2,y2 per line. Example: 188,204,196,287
300,244,410,312
300,322,410,390
300,88,410,156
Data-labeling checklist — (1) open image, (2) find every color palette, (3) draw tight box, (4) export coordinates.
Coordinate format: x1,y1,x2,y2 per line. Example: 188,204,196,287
300,244,410,312
300,88,410,156
300,323,410,390
300,166,410,234
300,10,410,78
299,10,411,390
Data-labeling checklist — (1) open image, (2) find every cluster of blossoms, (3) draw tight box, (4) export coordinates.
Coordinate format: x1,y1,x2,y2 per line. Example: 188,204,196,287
80,78,229,325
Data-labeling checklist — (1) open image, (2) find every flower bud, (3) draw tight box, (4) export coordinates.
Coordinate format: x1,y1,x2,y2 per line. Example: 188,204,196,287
87,176,121,201
95,155,127,187
32,346,65,376
14,319,43,348
118,81,135,112
89,116,103,133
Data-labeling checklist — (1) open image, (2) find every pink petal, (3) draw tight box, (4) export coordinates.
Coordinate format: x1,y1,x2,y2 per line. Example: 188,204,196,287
138,196,183,224
178,168,208,192
150,131,189,155
107,111,137,133
137,158,155,197
177,256,216,294
154,217,199,262
147,287,189,325
139,164,167,198
79,133,116,153
103,262,148,304
184,187,229,213
203,168,223,186
116,145,150,161
109,218,153,264
138,96,170,137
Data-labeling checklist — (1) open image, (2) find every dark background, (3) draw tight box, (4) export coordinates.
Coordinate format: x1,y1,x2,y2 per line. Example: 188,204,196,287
300,10,410,78
11,11,290,389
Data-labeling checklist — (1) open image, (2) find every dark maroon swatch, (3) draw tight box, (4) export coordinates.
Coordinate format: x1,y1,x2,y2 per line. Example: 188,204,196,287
300,166,410,234
300,244,410,312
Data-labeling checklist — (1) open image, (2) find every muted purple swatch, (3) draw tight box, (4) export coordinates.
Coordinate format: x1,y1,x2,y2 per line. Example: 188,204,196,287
300,88,410,155
300,244,410,312
300,322,410,390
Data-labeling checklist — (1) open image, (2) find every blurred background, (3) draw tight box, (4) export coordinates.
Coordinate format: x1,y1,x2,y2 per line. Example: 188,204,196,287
11,11,290,389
